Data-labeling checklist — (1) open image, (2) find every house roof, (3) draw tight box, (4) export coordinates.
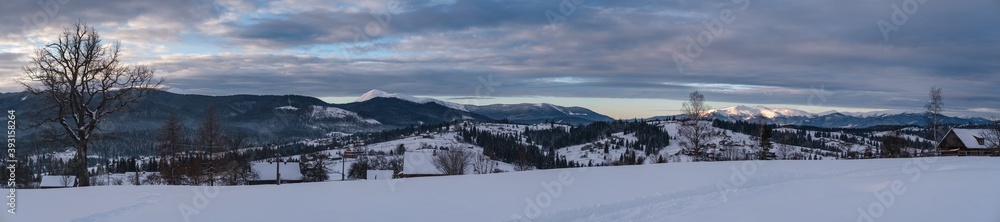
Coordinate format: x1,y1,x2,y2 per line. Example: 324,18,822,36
366,170,395,180
251,162,303,181
947,129,990,149
402,150,444,175
40,175,76,187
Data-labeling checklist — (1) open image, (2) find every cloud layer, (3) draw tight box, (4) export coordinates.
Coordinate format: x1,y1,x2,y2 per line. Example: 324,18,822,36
1,0,998,117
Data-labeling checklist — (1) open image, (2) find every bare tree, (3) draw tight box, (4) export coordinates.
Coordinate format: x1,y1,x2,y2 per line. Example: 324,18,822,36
156,112,186,185
59,175,73,187
678,91,715,161
776,134,794,160
513,147,532,171
717,134,740,161
217,156,257,185
198,106,225,185
129,171,142,186
881,130,906,158
980,117,1000,150
432,149,473,175
471,154,496,174
925,87,943,148
755,116,773,160
19,23,161,186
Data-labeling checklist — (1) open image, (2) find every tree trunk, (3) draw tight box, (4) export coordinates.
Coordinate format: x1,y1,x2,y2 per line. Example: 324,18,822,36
76,142,90,187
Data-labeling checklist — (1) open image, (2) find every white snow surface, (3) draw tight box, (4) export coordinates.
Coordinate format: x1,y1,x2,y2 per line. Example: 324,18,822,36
6,157,999,222
366,170,394,180
307,105,352,119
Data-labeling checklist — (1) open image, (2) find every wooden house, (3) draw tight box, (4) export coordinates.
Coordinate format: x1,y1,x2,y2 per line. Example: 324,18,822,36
249,162,304,185
938,129,998,156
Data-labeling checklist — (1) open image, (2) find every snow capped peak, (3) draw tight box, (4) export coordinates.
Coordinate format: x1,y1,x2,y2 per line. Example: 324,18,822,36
816,110,841,116
355,89,397,102
354,89,468,111
711,105,814,119
838,109,913,117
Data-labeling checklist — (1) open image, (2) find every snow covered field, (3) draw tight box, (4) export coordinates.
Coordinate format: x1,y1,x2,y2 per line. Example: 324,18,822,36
3,157,999,222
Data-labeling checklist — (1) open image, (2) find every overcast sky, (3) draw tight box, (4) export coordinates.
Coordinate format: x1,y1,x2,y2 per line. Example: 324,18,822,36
1,0,998,119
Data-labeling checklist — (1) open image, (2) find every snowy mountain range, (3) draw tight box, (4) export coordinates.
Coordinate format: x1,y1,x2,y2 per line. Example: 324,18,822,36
653,105,990,128
710,105,814,119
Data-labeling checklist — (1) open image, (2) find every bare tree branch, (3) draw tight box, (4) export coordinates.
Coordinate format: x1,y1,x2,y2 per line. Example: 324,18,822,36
17,23,162,186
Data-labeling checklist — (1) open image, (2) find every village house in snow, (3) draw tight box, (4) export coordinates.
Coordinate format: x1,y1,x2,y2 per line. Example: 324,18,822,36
39,175,76,188
249,162,304,185
938,129,999,156
399,150,445,178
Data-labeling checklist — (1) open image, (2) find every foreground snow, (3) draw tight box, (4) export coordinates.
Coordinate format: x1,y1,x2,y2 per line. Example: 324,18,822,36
4,157,999,222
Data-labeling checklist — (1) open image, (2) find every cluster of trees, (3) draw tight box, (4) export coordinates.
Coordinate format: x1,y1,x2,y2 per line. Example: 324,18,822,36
522,120,670,156
347,155,404,180
153,109,258,186
300,153,331,182
611,148,646,166
357,122,454,144
460,127,581,170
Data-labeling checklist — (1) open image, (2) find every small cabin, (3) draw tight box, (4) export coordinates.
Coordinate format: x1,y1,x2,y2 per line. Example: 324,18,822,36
938,129,998,156
39,175,76,188
398,150,445,178
249,162,304,185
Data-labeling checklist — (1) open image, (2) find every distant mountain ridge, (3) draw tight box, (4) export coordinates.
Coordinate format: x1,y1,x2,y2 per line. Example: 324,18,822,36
0,90,615,154
354,89,614,125
651,105,990,128
465,103,614,125
355,89,469,111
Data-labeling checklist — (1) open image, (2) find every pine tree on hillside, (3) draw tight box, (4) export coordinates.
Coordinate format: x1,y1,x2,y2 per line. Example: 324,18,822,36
756,117,773,160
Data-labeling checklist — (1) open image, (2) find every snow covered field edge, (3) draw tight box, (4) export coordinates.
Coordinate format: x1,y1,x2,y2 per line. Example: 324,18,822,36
2,157,999,222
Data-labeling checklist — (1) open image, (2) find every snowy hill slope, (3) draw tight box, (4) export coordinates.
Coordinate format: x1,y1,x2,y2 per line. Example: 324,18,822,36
466,103,614,125
355,89,613,125
5,157,998,222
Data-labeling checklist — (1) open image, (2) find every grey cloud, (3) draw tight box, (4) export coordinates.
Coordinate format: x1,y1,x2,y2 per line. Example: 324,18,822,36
2,0,998,117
